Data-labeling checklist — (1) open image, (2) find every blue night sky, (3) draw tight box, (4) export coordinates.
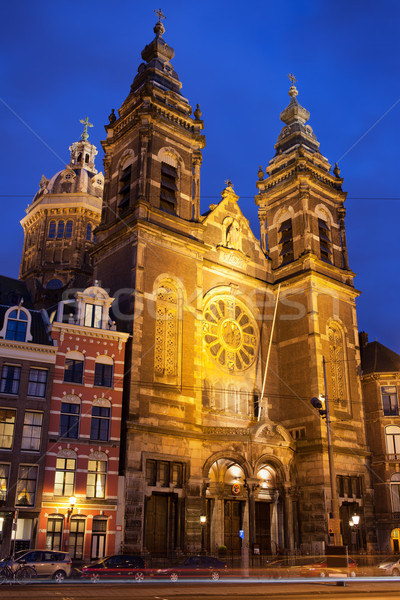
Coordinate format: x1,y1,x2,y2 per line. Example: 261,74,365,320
1,0,400,353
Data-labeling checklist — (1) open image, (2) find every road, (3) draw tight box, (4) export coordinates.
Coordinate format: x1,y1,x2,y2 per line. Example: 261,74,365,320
1,579,400,600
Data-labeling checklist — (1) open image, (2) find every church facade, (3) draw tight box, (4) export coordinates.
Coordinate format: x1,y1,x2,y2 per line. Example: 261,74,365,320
16,15,379,558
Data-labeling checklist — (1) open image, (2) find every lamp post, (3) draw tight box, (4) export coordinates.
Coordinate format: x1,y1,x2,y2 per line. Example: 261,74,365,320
67,496,76,521
349,513,359,554
311,356,342,546
200,515,206,554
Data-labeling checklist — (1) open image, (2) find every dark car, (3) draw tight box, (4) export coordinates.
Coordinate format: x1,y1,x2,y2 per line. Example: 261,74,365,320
81,554,146,582
156,555,227,581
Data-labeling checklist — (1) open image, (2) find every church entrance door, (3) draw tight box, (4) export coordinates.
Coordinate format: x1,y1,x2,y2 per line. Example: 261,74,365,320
224,500,243,554
255,501,271,554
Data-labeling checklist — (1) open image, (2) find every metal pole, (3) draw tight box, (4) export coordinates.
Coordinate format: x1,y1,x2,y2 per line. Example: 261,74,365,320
323,356,342,545
258,284,281,421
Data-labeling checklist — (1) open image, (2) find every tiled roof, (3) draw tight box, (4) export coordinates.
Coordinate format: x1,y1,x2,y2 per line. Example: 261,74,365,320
361,341,400,374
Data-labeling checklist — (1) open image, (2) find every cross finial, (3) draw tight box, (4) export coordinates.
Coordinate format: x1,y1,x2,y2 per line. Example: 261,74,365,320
154,8,166,22
80,116,93,141
225,178,233,188
288,72,297,86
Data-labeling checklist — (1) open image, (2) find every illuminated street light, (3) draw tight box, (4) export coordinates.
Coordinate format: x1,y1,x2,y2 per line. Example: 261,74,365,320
67,496,76,521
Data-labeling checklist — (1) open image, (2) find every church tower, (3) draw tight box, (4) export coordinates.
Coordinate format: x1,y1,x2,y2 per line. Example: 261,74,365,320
93,13,205,296
19,120,103,307
256,79,375,550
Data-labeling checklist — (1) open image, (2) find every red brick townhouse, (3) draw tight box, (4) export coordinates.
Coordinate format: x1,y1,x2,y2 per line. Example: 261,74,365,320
37,283,129,560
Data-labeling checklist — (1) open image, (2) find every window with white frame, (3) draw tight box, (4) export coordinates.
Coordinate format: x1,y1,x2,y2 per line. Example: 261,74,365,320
386,425,400,459
54,455,76,497
84,304,102,328
0,463,10,503
21,412,43,451
5,309,28,342
94,356,113,387
90,401,110,441
27,368,48,397
16,465,38,506
381,386,399,416
0,409,15,448
86,454,107,498
0,365,21,395
60,397,80,439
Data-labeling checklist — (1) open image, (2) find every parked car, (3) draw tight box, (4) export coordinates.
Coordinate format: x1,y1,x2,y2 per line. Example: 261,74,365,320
80,554,146,582
264,557,316,578
300,556,358,578
0,549,71,582
155,555,228,581
376,555,400,576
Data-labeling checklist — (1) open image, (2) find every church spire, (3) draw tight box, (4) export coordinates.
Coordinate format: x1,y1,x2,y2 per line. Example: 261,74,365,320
274,75,320,155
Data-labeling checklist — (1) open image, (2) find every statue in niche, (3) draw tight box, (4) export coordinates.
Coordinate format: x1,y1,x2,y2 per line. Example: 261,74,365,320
225,217,241,250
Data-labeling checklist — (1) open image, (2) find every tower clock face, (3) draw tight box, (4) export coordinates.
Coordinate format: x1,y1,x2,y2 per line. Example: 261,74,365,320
203,295,258,372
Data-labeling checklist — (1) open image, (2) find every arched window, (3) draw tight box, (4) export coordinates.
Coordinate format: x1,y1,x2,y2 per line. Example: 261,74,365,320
60,394,81,439
318,218,332,263
94,356,113,388
65,220,73,238
154,280,181,383
69,516,86,559
64,351,84,384
328,323,347,405
57,221,65,238
54,449,77,496
90,399,111,441
279,218,294,265
86,223,92,241
5,308,28,341
386,426,400,459
48,221,56,238
160,158,178,214
87,452,107,499
391,473,400,513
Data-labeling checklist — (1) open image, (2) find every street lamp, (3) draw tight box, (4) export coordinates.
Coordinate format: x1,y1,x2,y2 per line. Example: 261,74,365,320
67,496,76,521
349,513,359,553
311,356,342,546
200,515,206,554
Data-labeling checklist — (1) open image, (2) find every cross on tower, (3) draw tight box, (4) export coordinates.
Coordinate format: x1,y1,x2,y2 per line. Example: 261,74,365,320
80,116,93,141
288,73,297,86
154,8,166,22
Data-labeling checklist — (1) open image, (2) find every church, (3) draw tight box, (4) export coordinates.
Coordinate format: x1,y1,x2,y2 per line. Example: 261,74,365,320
14,13,380,558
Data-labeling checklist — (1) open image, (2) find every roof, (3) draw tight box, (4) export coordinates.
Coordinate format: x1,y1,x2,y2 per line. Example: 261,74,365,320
0,275,33,308
361,341,400,374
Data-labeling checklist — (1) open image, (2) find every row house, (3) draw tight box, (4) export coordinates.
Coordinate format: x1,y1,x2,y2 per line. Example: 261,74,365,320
0,277,56,556
361,333,400,553
36,284,129,560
